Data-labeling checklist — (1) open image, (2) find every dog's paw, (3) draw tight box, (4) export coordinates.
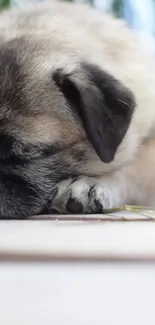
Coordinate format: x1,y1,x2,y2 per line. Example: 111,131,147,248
50,177,113,214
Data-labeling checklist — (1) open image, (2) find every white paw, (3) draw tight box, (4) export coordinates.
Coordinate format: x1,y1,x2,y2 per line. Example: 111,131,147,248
51,176,114,214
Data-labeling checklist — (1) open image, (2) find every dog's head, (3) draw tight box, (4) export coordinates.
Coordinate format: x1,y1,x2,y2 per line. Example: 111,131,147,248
0,37,135,218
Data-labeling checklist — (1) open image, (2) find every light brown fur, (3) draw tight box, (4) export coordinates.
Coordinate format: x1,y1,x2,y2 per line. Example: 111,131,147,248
0,1,155,216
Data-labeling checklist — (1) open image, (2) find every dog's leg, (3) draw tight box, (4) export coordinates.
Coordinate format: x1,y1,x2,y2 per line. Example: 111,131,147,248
49,139,155,214
49,173,130,214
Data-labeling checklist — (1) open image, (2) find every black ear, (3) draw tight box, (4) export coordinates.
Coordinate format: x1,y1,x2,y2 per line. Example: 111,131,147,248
53,63,135,163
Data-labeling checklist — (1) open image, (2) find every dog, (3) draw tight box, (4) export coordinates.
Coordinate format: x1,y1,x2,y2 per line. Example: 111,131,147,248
0,0,155,218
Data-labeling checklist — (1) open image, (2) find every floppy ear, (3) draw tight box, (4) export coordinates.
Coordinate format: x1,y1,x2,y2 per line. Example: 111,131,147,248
53,63,135,163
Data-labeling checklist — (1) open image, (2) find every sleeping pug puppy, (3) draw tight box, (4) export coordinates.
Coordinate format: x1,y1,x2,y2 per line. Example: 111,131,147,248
0,1,155,218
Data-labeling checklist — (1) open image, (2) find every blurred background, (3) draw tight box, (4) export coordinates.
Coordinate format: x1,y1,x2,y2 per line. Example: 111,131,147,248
0,0,155,36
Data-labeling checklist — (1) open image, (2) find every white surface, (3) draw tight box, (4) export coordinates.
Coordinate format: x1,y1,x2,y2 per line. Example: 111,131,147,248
0,263,155,325
0,220,155,324
0,220,155,258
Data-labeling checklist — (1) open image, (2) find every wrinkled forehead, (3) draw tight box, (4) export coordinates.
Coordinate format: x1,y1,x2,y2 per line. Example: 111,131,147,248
0,38,52,120
0,42,26,119
0,37,75,109
0,40,51,138
0,39,81,146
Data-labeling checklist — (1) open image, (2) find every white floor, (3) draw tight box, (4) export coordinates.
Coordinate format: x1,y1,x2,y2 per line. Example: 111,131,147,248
0,219,155,324
0,263,155,325
0,220,155,260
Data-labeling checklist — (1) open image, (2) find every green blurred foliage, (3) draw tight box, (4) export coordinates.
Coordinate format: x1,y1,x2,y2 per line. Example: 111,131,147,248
112,0,123,17
0,0,123,15
0,0,10,9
